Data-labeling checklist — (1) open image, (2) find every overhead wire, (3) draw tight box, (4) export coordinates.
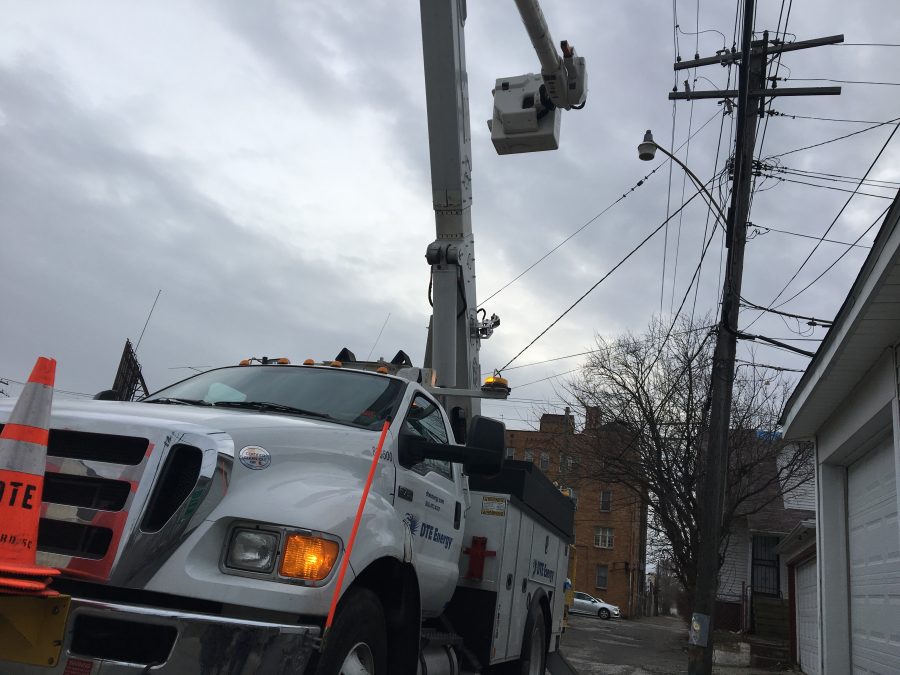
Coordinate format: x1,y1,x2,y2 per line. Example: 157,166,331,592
498,188,707,372
479,107,723,307
785,78,900,87
768,165,900,189
768,116,900,158
774,203,892,308
739,299,832,326
771,112,899,125
747,223,872,249
760,120,900,311
760,175,895,200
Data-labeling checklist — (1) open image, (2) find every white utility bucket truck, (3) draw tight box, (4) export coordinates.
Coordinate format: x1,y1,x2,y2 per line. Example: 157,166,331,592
0,1,586,673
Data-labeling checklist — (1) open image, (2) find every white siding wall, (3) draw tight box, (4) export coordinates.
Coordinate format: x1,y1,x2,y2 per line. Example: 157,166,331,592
779,444,817,511
718,519,749,601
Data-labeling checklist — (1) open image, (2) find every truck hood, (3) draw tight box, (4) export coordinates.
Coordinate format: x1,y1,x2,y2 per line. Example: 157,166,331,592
0,396,370,437
0,396,387,588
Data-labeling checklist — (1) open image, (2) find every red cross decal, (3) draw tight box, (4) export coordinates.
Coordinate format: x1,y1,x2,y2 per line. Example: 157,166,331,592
462,536,496,581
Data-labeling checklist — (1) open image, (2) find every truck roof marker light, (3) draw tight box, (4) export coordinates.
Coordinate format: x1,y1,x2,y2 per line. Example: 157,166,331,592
275,358,291,365
280,534,339,581
302,359,315,366
330,361,342,368
239,359,251,366
376,366,389,374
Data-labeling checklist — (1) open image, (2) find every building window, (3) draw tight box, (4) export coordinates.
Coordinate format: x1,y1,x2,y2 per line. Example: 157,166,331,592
524,448,534,462
600,490,612,512
594,527,614,549
506,447,516,459
596,564,608,589
540,452,549,470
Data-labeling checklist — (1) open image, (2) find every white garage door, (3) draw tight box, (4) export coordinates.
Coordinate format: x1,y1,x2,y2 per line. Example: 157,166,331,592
848,438,900,673
795,557,819,675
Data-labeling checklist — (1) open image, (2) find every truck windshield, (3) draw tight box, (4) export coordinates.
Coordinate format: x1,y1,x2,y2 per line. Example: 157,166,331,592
143,366,405,430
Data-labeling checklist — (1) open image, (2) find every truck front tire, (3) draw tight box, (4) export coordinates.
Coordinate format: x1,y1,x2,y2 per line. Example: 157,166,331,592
315,587,387,675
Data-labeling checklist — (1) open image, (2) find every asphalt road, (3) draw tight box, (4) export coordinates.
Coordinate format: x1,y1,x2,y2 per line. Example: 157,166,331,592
559,613,689,675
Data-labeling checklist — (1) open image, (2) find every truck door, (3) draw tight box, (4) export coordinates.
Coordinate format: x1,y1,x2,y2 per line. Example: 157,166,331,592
396,393,464,617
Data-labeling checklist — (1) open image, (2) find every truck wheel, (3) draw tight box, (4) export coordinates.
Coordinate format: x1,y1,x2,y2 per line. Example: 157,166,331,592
598,608,610,620
315,588,387,675
516,602,547,675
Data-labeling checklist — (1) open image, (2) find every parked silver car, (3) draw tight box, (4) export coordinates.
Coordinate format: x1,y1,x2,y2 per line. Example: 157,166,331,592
571,591,620,619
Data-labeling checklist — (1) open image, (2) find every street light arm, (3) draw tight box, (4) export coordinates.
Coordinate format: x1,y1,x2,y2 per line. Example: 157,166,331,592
650,143,728,228
638,130,728,229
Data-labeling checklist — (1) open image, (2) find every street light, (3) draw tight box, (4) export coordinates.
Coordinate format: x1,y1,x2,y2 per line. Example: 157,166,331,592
638,130,728,229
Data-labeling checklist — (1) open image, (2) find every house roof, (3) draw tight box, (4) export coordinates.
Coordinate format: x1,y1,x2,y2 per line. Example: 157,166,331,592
780,191,900,439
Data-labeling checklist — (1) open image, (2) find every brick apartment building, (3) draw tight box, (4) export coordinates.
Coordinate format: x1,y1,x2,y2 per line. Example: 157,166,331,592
505,409,648,617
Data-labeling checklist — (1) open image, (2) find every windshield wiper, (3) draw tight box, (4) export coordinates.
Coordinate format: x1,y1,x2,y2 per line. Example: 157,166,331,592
212,401,334,420
144,397,212,406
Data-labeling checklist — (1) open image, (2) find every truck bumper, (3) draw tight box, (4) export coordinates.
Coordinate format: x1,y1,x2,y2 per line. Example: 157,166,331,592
0,596,320,674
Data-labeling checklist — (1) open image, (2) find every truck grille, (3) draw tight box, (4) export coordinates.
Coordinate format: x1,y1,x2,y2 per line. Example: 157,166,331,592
43,473,132,510
47,428,149,464
0,416,222,585
0,424,151,577
38,519,114,559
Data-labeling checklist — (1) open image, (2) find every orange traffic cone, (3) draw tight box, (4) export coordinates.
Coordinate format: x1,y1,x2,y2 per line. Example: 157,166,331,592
0,357,60,595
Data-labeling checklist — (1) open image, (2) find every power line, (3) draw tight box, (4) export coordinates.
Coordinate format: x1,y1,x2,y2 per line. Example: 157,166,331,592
479,108,723,307
771,165,900,188
739,298,832,326
774,203,891,307
748,223,872,249
768,116,900,159
515,368,582,390
735,331,816,357
762,121,900,310
771,112,898,125
785,77,900,87
0,376,93,398
761,175,895,200
485,323,719,376
735,358,806,373
838,43,900,47
499,188,707,371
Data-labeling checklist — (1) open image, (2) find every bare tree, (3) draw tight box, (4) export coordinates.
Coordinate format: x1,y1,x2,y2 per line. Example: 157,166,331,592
566,316,813,598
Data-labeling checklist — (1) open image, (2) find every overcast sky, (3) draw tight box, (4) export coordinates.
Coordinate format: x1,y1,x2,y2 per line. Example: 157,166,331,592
1,1,898,429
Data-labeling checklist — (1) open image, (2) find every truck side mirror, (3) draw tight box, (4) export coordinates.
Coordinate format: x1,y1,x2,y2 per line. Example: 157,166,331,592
396,415,506,477
462,416,505,475
94,389,120,401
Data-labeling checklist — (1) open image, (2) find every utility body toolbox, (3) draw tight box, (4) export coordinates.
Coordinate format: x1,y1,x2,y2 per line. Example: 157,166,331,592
448,460,574,669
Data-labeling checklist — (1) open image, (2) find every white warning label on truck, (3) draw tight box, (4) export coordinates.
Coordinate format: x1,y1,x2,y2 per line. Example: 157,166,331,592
481,495,507,517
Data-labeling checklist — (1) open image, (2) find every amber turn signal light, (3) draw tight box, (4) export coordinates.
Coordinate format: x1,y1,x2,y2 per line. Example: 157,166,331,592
279,534,339,581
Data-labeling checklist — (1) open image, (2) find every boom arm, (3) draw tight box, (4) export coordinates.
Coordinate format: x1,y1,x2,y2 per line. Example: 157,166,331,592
420,0,483,440
419,0,587,439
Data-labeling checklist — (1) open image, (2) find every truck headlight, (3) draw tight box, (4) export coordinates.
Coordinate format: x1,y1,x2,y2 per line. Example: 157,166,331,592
279,533,339,581
225,529,279,573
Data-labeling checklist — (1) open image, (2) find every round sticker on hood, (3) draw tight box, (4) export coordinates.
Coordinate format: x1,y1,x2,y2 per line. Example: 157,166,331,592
239,446,271,470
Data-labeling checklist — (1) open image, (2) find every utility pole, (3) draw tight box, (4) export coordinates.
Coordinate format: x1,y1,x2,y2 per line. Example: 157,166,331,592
665,7,843,674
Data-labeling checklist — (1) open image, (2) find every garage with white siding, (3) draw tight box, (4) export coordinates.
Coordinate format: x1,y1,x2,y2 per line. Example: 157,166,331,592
847,437,900,673
780,192,900,675
795,556,818,675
